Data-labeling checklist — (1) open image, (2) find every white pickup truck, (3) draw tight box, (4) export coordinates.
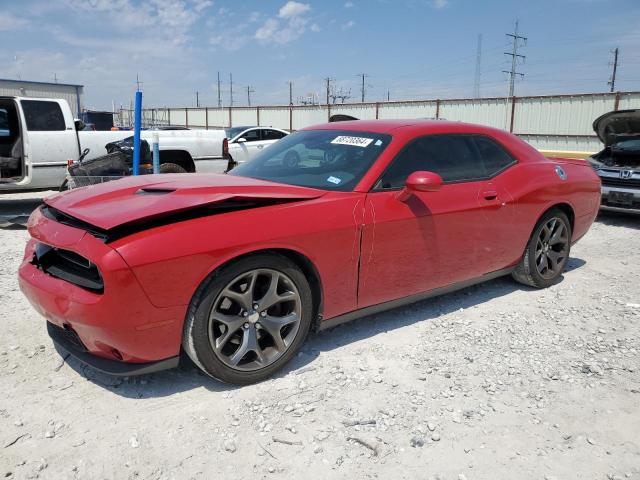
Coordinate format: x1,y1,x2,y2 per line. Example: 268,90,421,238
0,96,227,192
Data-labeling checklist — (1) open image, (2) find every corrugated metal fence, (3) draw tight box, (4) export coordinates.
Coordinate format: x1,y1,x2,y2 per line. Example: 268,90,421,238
119,91,640,152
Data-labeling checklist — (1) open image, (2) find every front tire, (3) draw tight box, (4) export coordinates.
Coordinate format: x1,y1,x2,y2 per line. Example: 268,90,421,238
512,209,572,288
182,253,313,384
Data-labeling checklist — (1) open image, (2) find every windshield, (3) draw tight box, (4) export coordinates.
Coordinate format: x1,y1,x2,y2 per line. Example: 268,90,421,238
228,129,392,191
225,126,255,139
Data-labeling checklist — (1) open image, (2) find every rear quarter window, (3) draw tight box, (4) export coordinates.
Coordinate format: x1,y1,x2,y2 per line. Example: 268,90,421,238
21,100,66,131
472,135,516,175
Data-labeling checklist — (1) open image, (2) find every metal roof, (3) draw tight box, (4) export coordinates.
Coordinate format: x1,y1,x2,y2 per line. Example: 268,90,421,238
0,78,83,88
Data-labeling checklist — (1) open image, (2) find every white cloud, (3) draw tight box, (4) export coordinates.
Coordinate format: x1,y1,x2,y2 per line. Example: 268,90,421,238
192,0,213,12
278,1,311,19
255,1,314,45
344,1,354,7
310,23,321,32
430,0,449,9
342,20,355,30
0,12,29,31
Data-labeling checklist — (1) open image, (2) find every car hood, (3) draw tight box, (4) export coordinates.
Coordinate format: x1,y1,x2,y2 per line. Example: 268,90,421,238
593,109,640,146
45,174,326,230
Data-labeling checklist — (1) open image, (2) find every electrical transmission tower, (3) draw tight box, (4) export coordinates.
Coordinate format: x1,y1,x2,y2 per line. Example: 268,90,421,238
245,86,255,106
356,73,369,102
608,47,619,92
298,94,318,105
473,34,482,98
503,20,526,97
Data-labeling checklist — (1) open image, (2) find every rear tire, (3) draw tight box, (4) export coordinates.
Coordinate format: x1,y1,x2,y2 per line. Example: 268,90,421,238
160,162,187,174
182,253,313,384
512,208,572,288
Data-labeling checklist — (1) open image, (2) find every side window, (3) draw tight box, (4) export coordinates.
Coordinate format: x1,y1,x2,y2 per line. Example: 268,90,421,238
240,129,261,142
21,100,66,131
472,136,515,176
262,129,287,141
377,134,486,189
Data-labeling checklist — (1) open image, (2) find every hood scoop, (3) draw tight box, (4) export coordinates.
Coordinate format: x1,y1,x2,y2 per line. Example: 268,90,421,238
136,187,177,195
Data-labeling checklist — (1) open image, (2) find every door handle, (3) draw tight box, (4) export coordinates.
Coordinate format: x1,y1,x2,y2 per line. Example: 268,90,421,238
257,145,264,149
482,190,498,200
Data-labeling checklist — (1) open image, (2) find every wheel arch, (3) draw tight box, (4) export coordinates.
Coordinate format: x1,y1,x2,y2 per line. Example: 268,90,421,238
198,247,324,329
159,150,195,172
538,202,575,233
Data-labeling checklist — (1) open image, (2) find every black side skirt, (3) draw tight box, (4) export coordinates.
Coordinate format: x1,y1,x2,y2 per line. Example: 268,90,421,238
318,267,514,331
47,322,180,376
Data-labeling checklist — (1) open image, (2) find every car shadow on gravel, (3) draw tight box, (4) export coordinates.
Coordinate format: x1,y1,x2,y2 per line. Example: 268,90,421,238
596,211,640,229
61,256,586,397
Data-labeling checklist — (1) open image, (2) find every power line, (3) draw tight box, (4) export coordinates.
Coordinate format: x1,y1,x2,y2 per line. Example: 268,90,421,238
356,73,369,102
608,47,619,92
473,34,482,98
502,20,526,97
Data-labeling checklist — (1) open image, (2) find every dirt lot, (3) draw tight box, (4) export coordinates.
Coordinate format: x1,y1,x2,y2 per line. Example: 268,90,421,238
1,191,639,480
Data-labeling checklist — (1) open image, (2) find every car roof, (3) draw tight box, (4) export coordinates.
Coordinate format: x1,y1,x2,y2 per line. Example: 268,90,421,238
301,119,497,135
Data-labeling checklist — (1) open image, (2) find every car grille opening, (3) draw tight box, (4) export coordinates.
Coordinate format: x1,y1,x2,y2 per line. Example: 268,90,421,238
600,176,640,188
32,243,104,293
48,322,88,352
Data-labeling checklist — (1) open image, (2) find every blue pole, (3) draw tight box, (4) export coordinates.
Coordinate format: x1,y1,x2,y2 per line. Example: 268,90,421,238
132,90,142,176
152,133,160,174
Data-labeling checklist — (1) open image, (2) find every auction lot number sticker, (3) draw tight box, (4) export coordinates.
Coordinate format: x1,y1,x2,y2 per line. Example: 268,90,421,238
331,136,374,147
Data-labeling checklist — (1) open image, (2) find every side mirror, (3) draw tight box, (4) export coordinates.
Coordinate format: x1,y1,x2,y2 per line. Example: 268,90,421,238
74,119,86,131
396,171,443,201
236,137,247,143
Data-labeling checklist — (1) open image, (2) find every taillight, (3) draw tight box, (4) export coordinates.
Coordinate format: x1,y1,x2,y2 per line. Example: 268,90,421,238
223,138,229,158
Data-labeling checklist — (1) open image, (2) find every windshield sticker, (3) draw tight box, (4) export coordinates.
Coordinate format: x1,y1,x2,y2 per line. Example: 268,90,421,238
331,136,374,148
374,139,383,146
327,176,342,185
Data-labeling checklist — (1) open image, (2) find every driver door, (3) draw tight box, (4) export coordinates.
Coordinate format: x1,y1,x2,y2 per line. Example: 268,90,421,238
357,134,496,308
233,128,262,164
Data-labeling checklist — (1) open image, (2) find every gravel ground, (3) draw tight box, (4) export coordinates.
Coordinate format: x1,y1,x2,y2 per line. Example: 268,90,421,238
1,192,639,480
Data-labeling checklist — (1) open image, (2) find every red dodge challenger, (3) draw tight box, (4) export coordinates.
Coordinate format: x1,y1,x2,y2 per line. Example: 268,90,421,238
19,120,601,384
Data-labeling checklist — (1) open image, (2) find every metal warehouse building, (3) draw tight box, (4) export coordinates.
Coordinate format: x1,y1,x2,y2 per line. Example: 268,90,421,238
0,79,84,117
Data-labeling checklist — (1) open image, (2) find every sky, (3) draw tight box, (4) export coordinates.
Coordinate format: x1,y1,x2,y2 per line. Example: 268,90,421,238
1,0,639,110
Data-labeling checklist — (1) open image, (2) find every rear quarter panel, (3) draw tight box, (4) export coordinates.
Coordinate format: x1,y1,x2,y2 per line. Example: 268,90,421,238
500,158,600,265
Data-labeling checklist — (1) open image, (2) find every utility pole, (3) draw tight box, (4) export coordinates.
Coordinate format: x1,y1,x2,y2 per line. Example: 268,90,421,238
229,73,234,107
608,47,619,92
217,71,222,107
356,73,369,102
387,90,390,102
54,73,58,83
136,74,143,91
502,20,526,97
288,81,293,106
473,34,482,98
195,91,199,107
246,86,255,106
324,77,335,105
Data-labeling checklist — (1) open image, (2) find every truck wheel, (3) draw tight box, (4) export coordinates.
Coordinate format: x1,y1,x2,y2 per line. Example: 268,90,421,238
512,209,572,288
160,163,187,174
